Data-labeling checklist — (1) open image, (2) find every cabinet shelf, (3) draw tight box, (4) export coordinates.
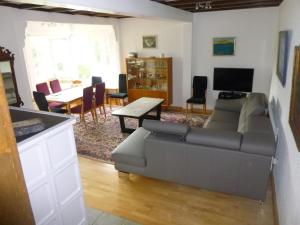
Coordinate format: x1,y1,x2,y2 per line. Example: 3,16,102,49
126,57,172,107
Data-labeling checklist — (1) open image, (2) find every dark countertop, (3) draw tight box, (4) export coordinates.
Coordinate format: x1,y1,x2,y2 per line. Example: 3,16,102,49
10,107,71,143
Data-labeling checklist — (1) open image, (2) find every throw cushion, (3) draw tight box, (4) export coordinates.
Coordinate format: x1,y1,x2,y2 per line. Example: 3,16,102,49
241,93,266,117
238,93,267,132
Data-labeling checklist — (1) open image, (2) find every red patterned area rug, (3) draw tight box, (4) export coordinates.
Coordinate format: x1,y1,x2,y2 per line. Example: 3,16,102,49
74,107,209,163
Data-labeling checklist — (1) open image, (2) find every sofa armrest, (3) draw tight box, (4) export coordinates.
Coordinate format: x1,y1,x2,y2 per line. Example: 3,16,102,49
186,128,242,150
215,98,245,113
241,132,276,156
111,127,150,167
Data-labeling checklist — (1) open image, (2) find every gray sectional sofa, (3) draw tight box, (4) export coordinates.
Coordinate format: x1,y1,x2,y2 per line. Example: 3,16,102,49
111,93,276,201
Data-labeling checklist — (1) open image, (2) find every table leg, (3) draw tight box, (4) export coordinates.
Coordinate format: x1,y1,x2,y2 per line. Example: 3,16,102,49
67,103,71,114
119,116,126,132
156,104,162,120
118,116,135,133
138,118,144,127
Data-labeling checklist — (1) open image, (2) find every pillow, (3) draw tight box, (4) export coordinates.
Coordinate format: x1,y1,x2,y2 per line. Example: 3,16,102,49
244,93,266,117
142,119,189,136
238,93,267,132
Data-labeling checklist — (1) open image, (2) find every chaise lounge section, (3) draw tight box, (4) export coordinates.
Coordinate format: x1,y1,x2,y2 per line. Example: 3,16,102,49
111,93,276,201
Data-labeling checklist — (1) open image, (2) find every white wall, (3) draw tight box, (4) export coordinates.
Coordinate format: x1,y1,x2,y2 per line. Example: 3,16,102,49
119,18,192,107
192,8,279,109
0,6,120,108
269,1,300,225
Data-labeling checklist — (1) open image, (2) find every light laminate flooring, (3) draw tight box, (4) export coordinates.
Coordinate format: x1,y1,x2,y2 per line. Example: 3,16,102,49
79,157,275,225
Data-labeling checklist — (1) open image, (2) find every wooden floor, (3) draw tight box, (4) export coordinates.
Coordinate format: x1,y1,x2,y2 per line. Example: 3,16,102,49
79,157,275,225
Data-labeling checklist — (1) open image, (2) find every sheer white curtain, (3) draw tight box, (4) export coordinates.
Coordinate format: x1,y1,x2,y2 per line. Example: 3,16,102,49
24,22,120,91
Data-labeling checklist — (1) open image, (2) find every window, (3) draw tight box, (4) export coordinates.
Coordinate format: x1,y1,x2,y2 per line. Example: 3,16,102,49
24,22,120,90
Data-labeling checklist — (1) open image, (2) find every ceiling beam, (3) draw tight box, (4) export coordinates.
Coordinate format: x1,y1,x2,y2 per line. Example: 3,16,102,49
151,0,283,12
166,0,280,6
179,0,281,9
190,1,281,12
1,0,193,22
0,0,132,18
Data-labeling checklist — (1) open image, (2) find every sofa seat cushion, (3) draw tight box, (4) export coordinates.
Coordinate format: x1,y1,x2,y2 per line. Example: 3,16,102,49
205,121,238,131
111,127,150,167
241,132,276,156
186,128,242,150
242,116,274,134
210,110,240,124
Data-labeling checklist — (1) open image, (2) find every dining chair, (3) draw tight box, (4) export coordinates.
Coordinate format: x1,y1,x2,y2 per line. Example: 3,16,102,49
91,76,102,87
50,79,62,93
186,76,207,116
94,82,106,121
70,86,96,123
107,74,127,109
36,82,50,96
36,82,64,108
33,91,67,114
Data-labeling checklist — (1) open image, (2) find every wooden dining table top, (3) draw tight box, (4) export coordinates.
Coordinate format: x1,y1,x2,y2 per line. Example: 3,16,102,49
46,86,84,104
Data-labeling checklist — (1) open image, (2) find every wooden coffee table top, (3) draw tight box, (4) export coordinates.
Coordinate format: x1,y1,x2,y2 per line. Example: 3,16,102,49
112,97,164,118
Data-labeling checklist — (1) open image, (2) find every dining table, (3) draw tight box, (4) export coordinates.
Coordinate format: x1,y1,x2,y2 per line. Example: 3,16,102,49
46,86,84,114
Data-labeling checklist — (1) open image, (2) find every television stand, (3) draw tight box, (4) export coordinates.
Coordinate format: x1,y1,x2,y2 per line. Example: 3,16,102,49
218,91,247,99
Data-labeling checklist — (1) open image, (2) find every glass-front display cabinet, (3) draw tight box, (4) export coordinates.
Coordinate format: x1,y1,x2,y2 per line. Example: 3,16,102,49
0,46,23,106
126,57,172,107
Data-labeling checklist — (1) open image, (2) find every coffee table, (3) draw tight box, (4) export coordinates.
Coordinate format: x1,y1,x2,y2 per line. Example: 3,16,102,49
112,97,164,133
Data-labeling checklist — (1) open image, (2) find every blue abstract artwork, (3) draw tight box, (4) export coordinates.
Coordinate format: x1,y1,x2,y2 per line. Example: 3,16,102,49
213,37,235,56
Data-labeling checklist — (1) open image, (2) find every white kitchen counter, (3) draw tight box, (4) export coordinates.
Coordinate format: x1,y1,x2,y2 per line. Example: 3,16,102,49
10,107,87,225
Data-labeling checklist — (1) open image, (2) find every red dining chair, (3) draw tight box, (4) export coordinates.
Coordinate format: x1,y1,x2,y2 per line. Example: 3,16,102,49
36,82,63,108
50,79,62,93
70,86,96,124
36,82,50,96
94,82,106,121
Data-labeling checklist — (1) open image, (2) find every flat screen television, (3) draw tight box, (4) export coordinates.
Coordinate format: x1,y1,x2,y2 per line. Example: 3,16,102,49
213,68,254,92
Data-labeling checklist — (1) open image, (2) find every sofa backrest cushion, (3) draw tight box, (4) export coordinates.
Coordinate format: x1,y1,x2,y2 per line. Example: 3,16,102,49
142,119,189,137
238,93,267,132
214,98,246,113
186,128,242,151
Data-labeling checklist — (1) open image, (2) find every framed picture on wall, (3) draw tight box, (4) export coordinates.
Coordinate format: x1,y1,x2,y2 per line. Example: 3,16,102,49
213,37,235,56
276,30,290,87
142,35,157,48
289,45,300,151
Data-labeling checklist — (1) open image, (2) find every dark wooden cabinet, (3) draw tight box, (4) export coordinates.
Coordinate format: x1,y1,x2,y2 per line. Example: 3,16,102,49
0,46,23,107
